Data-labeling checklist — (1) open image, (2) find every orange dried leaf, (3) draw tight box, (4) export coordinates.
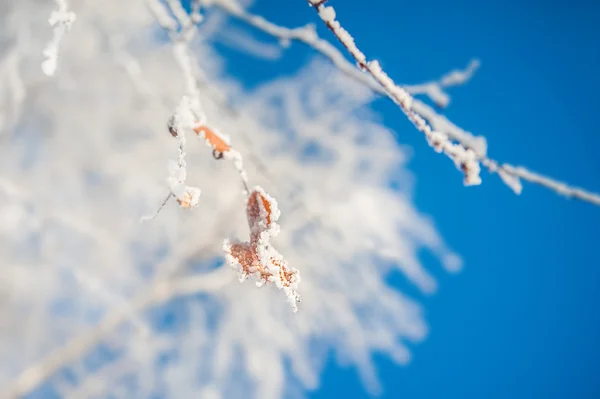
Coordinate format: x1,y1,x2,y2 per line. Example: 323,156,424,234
270,257,299,289
247,190,271,228
174,187,201,209
193,125,231,153
246,187,280,242
176,194,193,208
225,241,267,284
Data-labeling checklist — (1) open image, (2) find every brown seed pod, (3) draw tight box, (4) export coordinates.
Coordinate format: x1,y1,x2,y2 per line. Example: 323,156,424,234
212,149,224,160
167,116,178,137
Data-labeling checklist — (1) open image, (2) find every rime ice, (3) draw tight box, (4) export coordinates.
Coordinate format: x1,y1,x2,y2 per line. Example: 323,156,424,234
144,93,299,310
306,0,484,186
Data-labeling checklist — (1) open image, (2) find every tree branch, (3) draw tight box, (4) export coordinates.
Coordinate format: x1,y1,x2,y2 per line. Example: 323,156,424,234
296,0,600,205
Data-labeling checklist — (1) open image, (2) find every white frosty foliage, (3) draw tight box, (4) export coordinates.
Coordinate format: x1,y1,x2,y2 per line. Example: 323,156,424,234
305,1,483,186
167,97,202,209
1,1,459,399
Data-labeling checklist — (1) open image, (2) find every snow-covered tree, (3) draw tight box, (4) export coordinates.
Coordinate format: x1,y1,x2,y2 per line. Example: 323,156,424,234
0,1,598,398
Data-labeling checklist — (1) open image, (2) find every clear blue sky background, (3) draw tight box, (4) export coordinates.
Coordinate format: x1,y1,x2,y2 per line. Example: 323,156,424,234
196,0,600,398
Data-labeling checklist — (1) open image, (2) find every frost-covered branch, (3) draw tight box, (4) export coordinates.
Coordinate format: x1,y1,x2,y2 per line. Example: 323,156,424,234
147,94,301,310
485,161,600,206
298,0,600,205
204,0,487,154
7,0,588,397
403,59,480,109
41,0,76,76
202,0,600,205
141,0,301,311
5,268,233,399
303,1,486,187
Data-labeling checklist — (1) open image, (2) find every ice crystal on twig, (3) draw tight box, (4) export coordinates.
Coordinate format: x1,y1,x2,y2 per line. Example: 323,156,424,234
301,0,600,202
305,0,482,186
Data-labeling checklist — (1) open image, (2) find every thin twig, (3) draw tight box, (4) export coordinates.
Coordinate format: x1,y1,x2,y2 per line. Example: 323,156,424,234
297,0,600,205
140,192,173,222
200,0,600,205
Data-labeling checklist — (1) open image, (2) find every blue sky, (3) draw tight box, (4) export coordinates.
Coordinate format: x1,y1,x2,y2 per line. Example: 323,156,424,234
195,0,600,397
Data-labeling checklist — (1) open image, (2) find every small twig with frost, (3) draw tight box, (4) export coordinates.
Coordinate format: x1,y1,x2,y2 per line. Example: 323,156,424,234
140,98,201,222
404,59,480,109
204,0,486,153
145,0,179,31
301,0,600,204
484,160,600,206
41,0,76,76
204,0,482,187
307,1,483,185
142,0,301,310
207,0,600,204
143,95,300,310
139,192,173,223
166,99,203,209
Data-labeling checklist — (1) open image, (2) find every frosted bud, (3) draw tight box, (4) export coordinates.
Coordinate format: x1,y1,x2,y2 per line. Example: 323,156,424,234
318,6,336,22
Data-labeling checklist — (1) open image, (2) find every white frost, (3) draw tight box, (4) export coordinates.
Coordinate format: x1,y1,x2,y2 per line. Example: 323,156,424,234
41,0,76,76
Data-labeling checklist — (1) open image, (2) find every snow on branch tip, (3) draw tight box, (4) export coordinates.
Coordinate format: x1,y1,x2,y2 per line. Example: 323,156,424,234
142,95,300,311
303,0,600,206
42,0,76,76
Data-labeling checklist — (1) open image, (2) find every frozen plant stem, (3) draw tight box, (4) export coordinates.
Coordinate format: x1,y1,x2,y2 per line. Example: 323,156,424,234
42,0,76,76
142,0,300,310
205,0,486,154
144,96,299,309
139,192,173,222
303,0,600,205
305,0,482,186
